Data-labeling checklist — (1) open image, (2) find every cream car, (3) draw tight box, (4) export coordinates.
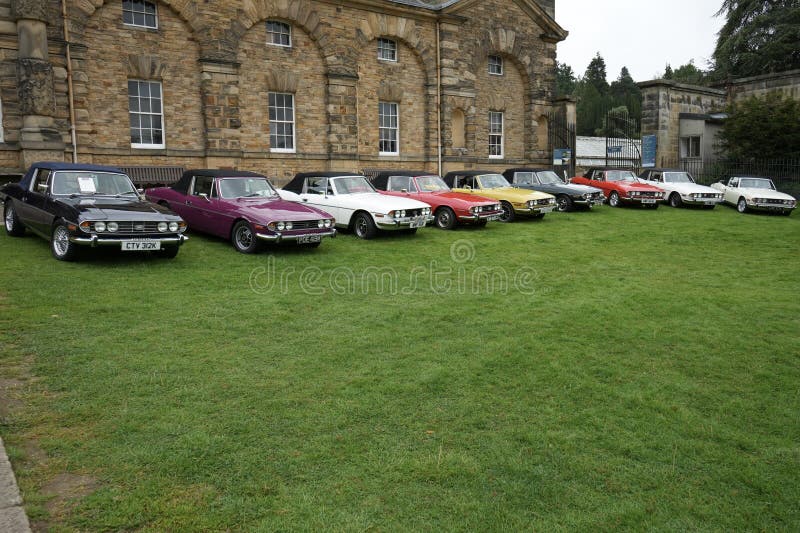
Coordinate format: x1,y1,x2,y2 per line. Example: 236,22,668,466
711,176,796,216
638,168,723,208
281,172,433,239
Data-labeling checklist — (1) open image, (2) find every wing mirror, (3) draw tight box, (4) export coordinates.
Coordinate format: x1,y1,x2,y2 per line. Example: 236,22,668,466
400,188,408,194
37,183,48,193
199,193,211,202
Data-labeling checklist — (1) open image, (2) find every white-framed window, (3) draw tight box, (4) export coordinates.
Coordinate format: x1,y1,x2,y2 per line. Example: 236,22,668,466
269,92,295,153
489,111,504,158
128,80,164,149
122,0,158,29
680,136,701,158
377,38,397,62
379,102,399,155
488,55,503,76
267,21,292,47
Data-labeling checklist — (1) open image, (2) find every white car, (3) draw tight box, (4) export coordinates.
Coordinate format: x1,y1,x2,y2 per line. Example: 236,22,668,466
638,168,723,209
711,176,796,216
281,172,433,239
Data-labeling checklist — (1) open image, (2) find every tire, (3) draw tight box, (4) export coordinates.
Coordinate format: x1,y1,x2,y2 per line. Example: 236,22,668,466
669,193,683,208
4,202,26,237
434,207,457,230
498,201,516,222
556,195,573,212
51,223,79,261
231,220,261,253
352,212,377,239
737,197,748,213
160,245,180,258
608,191,621,208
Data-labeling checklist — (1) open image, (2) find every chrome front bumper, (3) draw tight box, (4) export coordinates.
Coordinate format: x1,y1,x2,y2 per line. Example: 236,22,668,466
458,212,502,221
376,215,434,230
255,228,337,242
70,234,188,247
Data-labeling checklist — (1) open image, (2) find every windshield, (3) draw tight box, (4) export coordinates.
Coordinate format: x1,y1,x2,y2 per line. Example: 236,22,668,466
663,172,695,184
416,176,450,192
738,178,775,190
536,171,564,185
333,176,375,194
606,170,638,182
478,174,511,189
51,171,136,196
219,177,277,199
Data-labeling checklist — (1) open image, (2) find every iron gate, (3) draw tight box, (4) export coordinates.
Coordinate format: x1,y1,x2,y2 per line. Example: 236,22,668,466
547,111,576,179
602,109,641,168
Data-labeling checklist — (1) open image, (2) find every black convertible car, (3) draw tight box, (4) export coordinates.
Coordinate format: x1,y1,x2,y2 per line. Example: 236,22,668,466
503,168,605,212
1,162,187,260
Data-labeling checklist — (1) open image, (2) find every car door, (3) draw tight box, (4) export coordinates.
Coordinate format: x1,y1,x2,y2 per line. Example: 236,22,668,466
16,168,54,236
586,170,611,196
724,178,739,204
299,177,343,223
180,175,216,233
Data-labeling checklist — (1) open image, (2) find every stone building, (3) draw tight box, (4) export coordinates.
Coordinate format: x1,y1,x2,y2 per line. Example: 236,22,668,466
639,69,800,166
0,0,569,183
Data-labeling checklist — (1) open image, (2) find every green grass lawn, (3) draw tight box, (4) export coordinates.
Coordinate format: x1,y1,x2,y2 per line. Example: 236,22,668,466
1,204,799,531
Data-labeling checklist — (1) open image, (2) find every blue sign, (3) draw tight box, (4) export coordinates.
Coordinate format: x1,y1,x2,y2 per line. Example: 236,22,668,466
642,134,657,168
553,148,572,165
607,146,623,154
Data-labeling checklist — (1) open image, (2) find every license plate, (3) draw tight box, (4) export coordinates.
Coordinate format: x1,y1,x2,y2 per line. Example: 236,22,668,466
297,234,322,244
539,206,554,213
410,216,427,229
642,199,656,204
487,215,500,221
122,240,160,251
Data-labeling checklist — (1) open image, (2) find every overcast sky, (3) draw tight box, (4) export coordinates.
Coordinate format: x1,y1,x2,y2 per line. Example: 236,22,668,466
555,0,725,82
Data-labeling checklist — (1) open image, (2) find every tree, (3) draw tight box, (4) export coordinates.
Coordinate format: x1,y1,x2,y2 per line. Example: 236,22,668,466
555,61,577,97
663,64,673,79
610,67,641,125
717,93,800,159
584,53,609,94
671,60,707,85
713,0,800,78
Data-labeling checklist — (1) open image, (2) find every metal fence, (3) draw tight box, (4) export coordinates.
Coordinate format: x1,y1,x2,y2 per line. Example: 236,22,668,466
658,158,800,197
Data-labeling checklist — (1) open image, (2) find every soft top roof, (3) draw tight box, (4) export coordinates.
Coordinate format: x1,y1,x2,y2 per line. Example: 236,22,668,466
172,169,267,194
283,171,365,193
20,161,125,190
641,168,684,173
372,170,434,190
442,170,502,187
502,168,550,180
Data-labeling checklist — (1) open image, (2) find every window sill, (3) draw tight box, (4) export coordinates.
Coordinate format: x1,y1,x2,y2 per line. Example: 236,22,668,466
270,149,296,154
131,144,166,150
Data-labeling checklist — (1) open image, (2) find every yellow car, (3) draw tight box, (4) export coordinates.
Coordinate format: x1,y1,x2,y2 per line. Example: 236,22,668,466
443,170,556,222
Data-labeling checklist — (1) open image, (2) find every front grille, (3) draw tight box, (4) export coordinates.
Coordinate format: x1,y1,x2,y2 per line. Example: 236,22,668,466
535,198,553,206
287,220,322,230
405,209,425,218
696,193,718,199
476,205,497,212
763,199,790,205
637,191,659,198
113,221,162,233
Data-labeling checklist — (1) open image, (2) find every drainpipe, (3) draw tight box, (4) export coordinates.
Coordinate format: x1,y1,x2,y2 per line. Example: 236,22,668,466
436,20,442,177
61,0,78,163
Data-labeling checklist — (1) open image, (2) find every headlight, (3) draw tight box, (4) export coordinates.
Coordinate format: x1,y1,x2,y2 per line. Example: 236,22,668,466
495,204,502,211
318,220,324,228
178,222,187,233
285,222,293,230
157,222,168,232
107,222,119,232
326,219,333,228
95,221,106,232
527,200,535,208
168,222,179,232
277,222,285,230
424,208,431,215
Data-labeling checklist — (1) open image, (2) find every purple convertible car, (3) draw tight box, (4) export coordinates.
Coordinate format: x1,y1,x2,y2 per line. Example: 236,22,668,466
146,169,336,253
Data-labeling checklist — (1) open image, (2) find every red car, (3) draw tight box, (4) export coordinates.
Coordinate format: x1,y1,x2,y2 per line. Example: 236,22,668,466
371,171,502,229
571,167,665,209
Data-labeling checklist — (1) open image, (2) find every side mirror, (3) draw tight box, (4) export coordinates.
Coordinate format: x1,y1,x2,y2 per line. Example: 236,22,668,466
137,188,144,194
400,188,408,194
37,183,48,193
199,193,210,202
